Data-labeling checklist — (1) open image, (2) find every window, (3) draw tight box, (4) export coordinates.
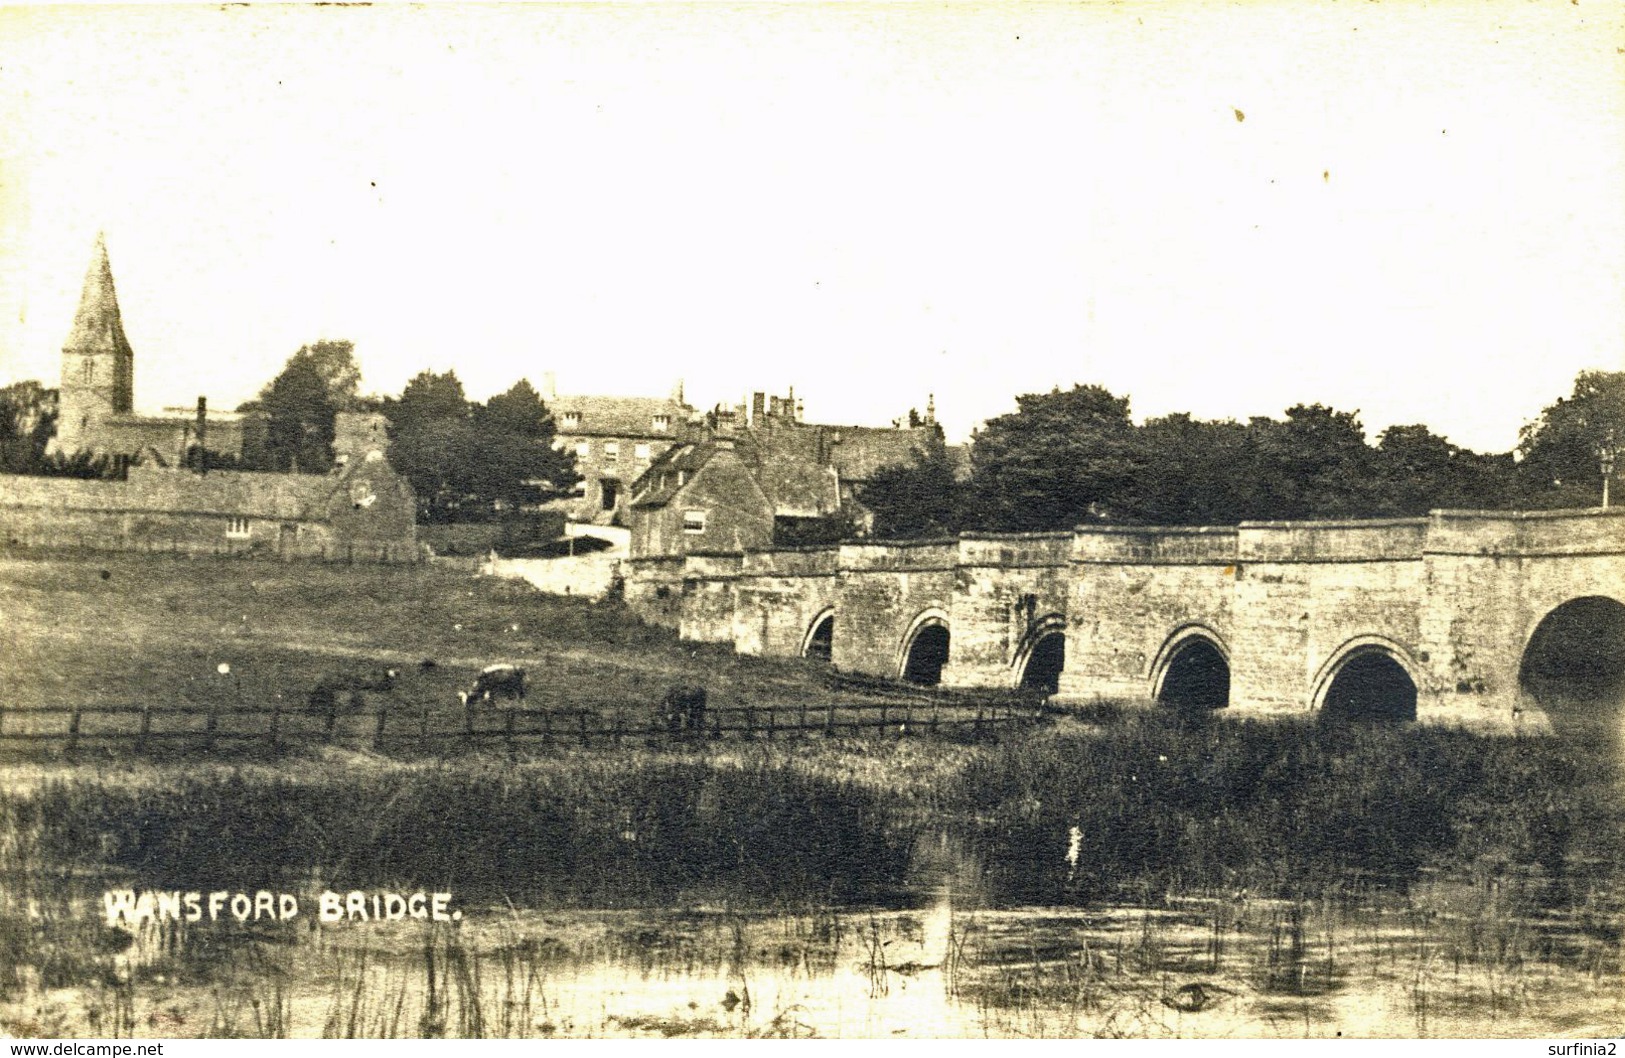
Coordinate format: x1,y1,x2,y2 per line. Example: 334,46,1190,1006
561,412,580,429
677,470,689,487
81,359,94,384
600,479,620,511
634,442,651,461
682,510,707,534
652,415,671,432
226,517,250,539
575,441,590,459
603,442,619,464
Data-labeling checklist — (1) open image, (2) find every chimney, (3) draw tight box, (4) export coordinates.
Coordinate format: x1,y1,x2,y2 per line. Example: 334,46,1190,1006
540,372,558,403
751,392,766,424
195,396,208,475
671,377,685,406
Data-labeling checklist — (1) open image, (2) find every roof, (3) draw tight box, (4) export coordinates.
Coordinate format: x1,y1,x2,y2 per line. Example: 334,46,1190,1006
629,442,717,509
64,233,133,359
551,394,692,438
821,425,935,482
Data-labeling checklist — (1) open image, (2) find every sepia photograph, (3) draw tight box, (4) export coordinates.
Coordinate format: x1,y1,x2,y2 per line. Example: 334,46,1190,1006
0,0,1622,1042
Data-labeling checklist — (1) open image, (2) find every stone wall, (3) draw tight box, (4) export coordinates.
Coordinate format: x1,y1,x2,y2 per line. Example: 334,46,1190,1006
946,533,1073,688
0,461,417,562
831,541,958,679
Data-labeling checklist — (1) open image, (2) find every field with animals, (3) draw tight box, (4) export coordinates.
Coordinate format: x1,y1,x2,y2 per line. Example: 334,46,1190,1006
0,551,966,749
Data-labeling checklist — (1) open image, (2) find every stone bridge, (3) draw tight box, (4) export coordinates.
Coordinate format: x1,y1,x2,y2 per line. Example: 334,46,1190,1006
624,508,1625,733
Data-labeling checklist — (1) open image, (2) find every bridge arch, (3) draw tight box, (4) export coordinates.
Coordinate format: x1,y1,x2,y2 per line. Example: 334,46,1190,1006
1518,595,1625,737
897,607,951,686
1150,624,1231,712
1310,635,1419,723
801,607,835,662
1013,615,1067,694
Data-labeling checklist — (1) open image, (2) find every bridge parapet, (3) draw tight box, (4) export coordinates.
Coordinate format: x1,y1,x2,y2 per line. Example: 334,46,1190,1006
741,545,842,577
1426,507,1625,557
956,531,1073,569
837,539,959,572
1072,525,1239,565
1237,518,1427,563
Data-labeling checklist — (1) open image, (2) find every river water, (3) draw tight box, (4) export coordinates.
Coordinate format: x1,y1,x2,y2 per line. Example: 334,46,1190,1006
5,870,1620,1039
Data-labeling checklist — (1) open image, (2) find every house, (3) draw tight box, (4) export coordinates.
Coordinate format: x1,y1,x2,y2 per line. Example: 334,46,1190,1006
542,375,695,525
627,390,944,557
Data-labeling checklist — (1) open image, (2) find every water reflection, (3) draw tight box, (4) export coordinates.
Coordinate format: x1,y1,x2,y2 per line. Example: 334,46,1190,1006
3,872,1620,1039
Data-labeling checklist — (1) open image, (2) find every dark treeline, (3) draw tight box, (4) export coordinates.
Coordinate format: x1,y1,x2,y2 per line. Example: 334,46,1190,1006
862,370,1625,537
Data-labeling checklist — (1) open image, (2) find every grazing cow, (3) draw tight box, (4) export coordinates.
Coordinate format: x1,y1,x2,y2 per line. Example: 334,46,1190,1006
308,667,399,712
660,684,708,738
458,664,527,707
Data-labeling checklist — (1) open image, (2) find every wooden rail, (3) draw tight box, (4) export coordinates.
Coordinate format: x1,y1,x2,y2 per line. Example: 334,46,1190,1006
0,699,1043,753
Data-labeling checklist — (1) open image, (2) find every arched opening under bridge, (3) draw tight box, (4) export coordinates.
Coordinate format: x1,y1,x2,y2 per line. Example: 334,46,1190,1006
803,611,834,663
1019,631,1066,695
901,620,951,686
1519,596,1625,739
1155,634,1230,712
1318,643,1417,723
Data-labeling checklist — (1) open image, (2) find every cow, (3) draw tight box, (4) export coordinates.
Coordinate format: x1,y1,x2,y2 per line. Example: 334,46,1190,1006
308,667,399,713
659,684,708,739
458,664,527,707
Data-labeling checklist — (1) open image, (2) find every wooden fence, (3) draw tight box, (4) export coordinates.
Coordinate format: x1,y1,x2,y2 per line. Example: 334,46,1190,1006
0,697,1043,754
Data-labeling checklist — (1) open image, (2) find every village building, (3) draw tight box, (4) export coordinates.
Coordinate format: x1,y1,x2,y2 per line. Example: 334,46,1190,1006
628,389,950,558
2,235,417,561
541,374,694,525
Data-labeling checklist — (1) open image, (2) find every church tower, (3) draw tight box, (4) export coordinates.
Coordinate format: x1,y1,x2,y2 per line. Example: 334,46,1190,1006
54,233,134,454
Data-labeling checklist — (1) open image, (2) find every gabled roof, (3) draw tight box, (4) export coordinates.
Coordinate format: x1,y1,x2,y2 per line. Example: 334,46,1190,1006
64,233,133,359
552,394,692,438
629,442,717,509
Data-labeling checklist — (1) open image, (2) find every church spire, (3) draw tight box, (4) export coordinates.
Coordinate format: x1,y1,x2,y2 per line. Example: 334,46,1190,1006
65,232,133,362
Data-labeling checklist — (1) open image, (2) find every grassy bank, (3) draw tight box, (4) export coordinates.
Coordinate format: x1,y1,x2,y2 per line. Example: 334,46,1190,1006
5,714,1621,910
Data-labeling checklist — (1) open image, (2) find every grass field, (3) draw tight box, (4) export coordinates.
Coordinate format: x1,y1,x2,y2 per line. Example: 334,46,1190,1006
0,551,930,741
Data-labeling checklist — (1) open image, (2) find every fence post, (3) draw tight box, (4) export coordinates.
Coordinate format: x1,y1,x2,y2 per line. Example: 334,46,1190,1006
68,708,82,756
504,709,516,751
745,706,756,740
465,699,476,738
205,703,219,750
325,700,339,743
613,717,623,747
711,710,721,742
879,701,888,736
374,709,387,750
974,707,984,738
542,710,553,747
930,701,940,737
902,702,912,738
798,703,808,735
578,711,589,747
765,708,775,741
824,702,835,738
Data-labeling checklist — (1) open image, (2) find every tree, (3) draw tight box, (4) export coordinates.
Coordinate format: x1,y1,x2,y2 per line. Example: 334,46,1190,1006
0,381,59,473
1517,370,1625,509
968,384,1138,531
1374,424,1520,515
468,380,580,508
384,371,477,519
858,439,967,539
257,353,336,473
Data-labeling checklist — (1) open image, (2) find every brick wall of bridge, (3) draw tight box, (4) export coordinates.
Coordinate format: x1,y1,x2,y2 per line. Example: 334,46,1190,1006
732,546,842,657
942,533,1073,688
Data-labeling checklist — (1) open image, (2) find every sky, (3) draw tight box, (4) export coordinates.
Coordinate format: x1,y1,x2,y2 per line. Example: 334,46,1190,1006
0,2,1621,452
